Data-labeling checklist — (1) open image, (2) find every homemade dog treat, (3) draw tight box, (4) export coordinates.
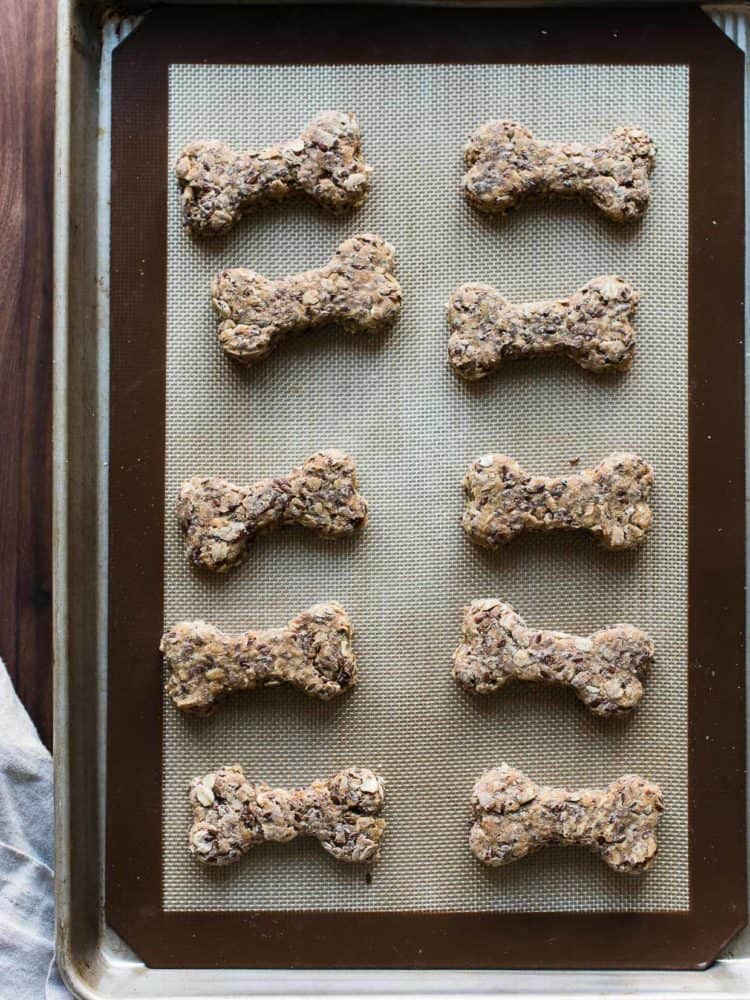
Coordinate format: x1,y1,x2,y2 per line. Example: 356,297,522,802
162,602,357,714
470,765,663,874
463,451,653,551
462,121,656,222
453,599,653,717
447,276,639,379
178,449,367,573
176,110,372,236
212,233,402,364
189,766,386,865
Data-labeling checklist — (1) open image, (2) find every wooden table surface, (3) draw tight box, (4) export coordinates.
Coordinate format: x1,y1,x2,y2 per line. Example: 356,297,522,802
0,0,55,750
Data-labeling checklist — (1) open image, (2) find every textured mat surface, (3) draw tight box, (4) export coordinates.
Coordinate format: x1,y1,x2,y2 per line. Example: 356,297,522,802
163,62,688,912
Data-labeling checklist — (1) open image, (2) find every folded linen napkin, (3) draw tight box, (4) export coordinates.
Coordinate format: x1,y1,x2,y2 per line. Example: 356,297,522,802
0,657,70,997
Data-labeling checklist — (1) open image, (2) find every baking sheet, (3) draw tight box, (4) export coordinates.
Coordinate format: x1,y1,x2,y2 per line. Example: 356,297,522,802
162,61,689,913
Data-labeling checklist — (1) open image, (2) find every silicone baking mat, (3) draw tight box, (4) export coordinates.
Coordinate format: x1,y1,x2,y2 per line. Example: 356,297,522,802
162,61,688,913
106,4,746,969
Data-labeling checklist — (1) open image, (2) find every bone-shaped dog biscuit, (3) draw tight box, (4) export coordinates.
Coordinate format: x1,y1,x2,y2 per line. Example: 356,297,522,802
162,602,357,714
189,766,386,865
453,600,653,717
470,765,663,874
178,449,368,573
212,233,402,364
447,276,639,379
463,452,653,551
176,111,372,236
462,121,656,222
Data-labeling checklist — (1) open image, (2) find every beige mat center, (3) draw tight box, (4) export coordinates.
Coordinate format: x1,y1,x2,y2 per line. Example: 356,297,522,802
163,62,688,912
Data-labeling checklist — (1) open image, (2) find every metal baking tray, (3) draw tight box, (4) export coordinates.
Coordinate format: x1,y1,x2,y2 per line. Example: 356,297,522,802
54,0,750,995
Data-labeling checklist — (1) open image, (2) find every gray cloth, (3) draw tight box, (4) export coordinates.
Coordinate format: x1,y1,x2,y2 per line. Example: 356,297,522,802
0,658,70,998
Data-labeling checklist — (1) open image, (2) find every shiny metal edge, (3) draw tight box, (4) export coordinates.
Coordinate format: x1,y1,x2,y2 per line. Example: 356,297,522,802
53,1,750,995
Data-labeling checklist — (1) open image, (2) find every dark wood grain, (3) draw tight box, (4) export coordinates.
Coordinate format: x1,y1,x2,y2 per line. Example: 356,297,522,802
0,0,55,750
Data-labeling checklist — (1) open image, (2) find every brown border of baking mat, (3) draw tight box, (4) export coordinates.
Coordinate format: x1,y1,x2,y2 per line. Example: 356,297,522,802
107,3,746,970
